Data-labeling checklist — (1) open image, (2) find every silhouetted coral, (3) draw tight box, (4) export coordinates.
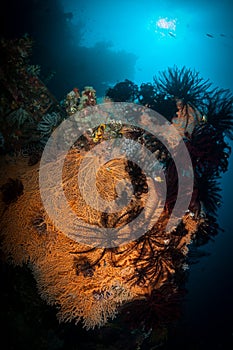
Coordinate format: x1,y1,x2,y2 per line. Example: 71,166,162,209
138,82,157,108
106,79,138,102
121,282,185,330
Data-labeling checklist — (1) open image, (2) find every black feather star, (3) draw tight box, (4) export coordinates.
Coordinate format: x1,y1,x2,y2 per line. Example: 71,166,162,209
197,175,222,216
153,65,212,108
203,88,233,139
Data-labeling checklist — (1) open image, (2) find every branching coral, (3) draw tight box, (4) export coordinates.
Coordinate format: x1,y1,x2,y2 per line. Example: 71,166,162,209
78,86,97,110
106,79,138,102
138,82,157,108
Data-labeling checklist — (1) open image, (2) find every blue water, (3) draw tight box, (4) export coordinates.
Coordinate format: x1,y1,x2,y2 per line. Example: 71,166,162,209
60,0,233,93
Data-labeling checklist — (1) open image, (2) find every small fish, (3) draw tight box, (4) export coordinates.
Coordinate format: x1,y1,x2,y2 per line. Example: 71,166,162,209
202,115,207,122
220,33,226,37
168,31,176,38
154,176,163,183
206,33,214,38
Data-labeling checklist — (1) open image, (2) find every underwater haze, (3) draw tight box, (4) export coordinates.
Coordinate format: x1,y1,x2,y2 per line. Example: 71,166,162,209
61,0,233,93
1,0,233,349
2,0,233,97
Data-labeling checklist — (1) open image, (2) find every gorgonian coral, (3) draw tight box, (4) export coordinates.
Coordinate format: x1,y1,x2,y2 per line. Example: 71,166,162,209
106,79,138,102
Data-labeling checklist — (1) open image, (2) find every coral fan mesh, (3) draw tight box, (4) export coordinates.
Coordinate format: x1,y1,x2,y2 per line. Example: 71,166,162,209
0,150,197,329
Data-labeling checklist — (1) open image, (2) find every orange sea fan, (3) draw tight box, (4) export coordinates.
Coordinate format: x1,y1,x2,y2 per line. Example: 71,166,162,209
0,151,199,329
